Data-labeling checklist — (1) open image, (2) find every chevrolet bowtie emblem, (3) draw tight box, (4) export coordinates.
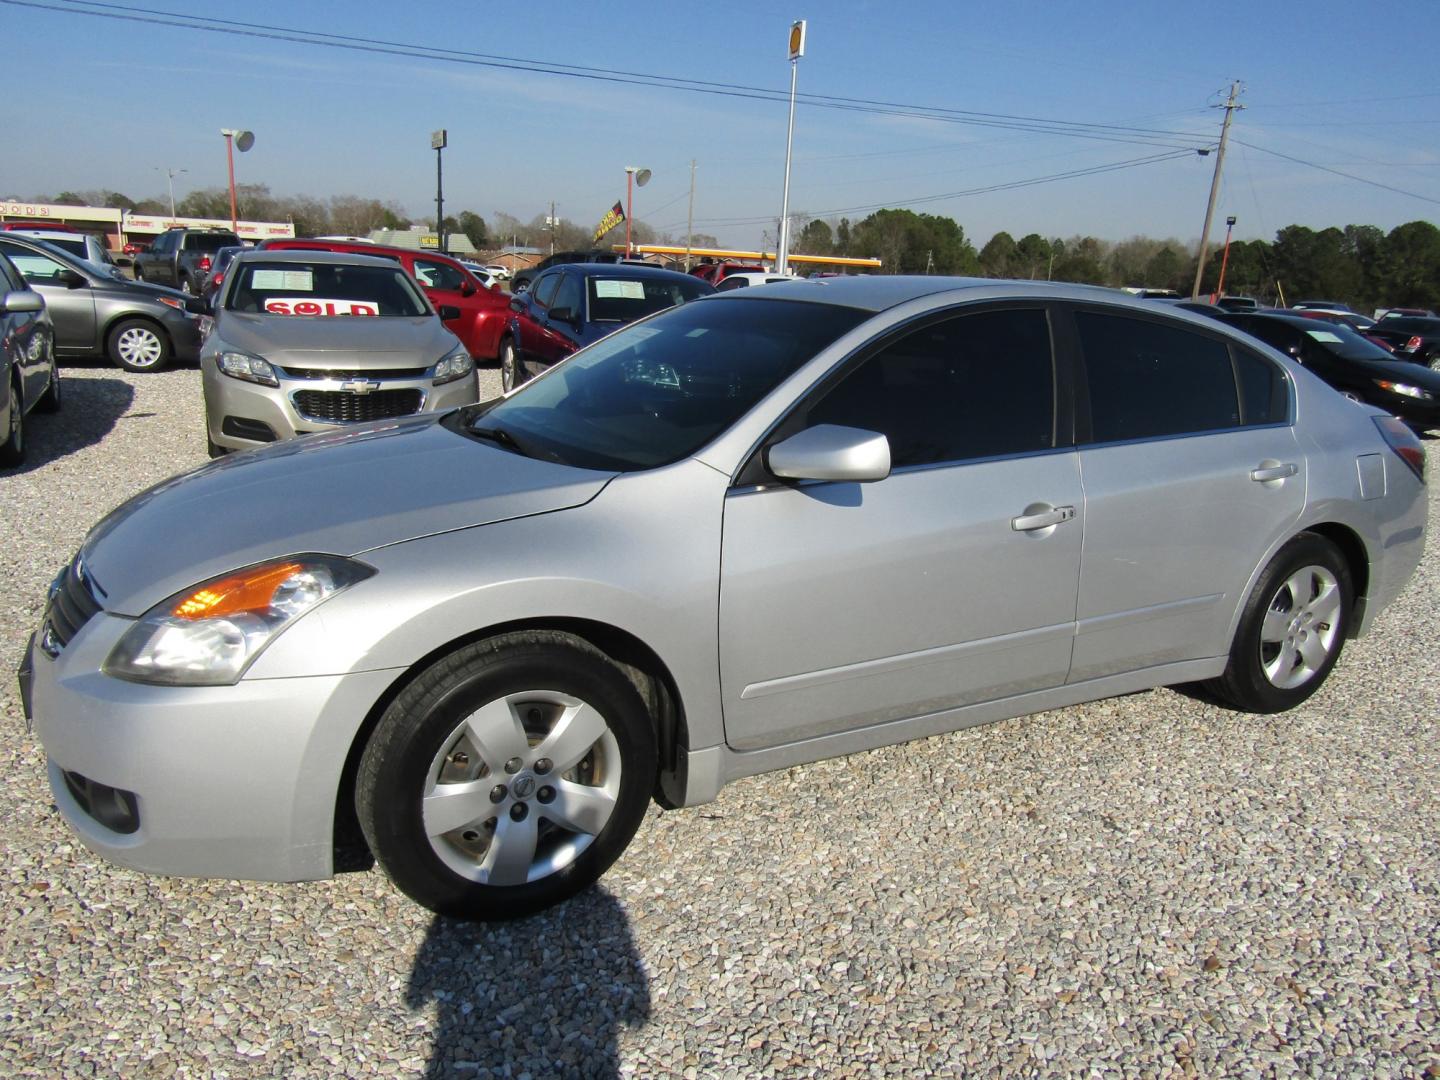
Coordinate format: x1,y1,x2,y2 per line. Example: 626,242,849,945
340,379,381,395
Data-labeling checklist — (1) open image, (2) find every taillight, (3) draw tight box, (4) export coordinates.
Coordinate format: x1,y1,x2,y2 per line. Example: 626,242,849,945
199,255,212,272
1374,415,1425,482
1406,335,1422,351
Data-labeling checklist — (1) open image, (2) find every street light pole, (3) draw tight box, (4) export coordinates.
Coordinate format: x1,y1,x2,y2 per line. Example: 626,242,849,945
156,167,187,220
623,166,651,257
776,20,806,275
219,129,254,234
431,129,448,253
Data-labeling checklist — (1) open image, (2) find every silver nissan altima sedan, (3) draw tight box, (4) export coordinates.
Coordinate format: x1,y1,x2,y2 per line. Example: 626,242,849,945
21,277,1428,920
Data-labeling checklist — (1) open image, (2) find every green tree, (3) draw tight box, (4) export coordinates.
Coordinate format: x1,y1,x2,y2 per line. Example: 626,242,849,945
794,218,833,255
457,211,487,250
851,209,977,274
834,218,852,256
1014,234,1052,279
978,231,1017,278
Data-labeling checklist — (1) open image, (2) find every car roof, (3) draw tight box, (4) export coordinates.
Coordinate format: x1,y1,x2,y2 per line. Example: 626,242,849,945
710,275,1188,314
0,232,84,264
547,263,704,282
233,248,404,268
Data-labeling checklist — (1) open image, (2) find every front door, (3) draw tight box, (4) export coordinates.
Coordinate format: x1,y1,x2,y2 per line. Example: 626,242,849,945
0,244,97,353
719,306,1084,751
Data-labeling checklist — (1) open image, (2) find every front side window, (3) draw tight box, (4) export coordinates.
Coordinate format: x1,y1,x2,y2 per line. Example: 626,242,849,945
530,272,561,310
802,308,1056,468
0,243,69,283
412,257,465,291
225,261,428,317
551,273,582,316
1077,311,1242,442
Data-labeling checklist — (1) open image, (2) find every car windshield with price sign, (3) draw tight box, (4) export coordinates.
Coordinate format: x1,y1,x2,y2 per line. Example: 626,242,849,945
200,249,477,457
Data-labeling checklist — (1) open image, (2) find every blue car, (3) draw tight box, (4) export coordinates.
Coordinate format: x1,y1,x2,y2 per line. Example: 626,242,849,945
500,263,713,391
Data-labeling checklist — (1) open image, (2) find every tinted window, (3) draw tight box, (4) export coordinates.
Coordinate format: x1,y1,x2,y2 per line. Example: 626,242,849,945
803,308,1055,467
473,298,869,471
1233,347,1288,425
552,273,582,316
587,275,710,323
1233,317,1300,355
1078,312,1240,442
0,254,22,292
531,272,561,309
716,277,749,292
185,233,240,252
0,242,69,283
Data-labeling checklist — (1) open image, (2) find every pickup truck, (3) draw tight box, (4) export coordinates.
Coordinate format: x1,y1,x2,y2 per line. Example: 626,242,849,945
133,228,241,295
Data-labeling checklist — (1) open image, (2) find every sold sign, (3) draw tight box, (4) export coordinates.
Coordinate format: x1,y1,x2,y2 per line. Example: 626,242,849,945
264,298,380,316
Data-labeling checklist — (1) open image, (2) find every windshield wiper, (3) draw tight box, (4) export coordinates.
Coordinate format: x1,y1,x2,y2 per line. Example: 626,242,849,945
470,424,529,457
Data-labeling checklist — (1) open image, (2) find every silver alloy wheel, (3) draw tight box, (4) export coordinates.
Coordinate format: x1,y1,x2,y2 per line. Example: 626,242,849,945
1258,564,1342,690
422,690,621,886
501,340,518,391
116,326,164,368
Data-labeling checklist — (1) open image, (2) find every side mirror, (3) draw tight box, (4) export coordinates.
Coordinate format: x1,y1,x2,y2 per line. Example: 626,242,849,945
509,297,525,313
436,304,462,321
767,424,891,483
459,281,477,297
1,290,44,314
184,295,210,316
60,269,87,289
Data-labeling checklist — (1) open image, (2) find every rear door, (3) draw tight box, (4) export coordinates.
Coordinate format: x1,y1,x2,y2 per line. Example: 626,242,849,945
1065,306,1301,682
719,304,1083,751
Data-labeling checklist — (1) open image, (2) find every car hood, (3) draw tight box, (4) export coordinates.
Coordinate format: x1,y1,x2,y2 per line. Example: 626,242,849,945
1341,354,1440,390
212,312,456,368
80,414,615,615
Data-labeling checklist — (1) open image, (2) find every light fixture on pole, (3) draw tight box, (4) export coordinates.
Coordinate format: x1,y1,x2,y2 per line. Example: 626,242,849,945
432,129,448,252
775,19,806,275
1212,215,1238,303
155,166,187,220
624,166,651,256
220,129,254,233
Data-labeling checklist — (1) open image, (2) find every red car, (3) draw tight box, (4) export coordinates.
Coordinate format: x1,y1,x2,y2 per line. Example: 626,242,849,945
122,240,150,256
258,239,510,361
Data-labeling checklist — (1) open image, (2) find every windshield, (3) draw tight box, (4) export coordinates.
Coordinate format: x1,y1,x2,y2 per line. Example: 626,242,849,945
586,275,711,323
470,298,868,471
225,261,430,316
1301,322,1398,363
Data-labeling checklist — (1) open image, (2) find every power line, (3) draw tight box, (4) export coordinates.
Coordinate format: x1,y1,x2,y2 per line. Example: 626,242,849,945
1233,139,1440,206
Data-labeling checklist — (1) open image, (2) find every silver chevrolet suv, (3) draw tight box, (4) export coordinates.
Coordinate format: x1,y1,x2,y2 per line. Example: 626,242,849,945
201,249,476,456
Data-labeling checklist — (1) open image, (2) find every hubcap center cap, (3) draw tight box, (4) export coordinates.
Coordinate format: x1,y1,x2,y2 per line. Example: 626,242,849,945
511,774,537,800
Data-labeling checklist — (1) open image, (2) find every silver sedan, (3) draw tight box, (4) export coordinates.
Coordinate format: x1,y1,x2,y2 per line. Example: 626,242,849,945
202,249,477,455
22,278,1429,920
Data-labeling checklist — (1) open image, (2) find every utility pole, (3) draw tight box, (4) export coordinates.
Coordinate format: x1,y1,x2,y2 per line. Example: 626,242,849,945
550,200,556,256
776,20,806,274
685,159,696,271
1191,81,1243,301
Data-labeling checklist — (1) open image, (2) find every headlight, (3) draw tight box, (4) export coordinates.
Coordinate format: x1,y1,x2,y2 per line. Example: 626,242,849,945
432,344,474,386
105,556,374,685
1374,379,1433,401
218,350,279,387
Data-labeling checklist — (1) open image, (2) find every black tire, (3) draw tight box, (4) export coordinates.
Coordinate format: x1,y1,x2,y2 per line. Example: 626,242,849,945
206,437,228,459
35,362,61,414
357,631,657,921
1204,532,1352,713
107,318,171,373
500,337,524,392
0,377,23,466
133,266,144,282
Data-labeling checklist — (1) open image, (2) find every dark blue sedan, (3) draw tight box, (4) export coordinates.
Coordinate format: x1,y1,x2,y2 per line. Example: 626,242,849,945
500,263,713,390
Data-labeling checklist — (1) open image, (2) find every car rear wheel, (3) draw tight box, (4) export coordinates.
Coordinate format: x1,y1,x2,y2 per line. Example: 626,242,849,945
0,377,23,466
107,319,171,373
1205,533,1351,713
357,631,657,920
500,338,523,392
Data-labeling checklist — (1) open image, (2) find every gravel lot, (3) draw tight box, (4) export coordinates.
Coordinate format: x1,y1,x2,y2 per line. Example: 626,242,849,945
1,361,1436,1079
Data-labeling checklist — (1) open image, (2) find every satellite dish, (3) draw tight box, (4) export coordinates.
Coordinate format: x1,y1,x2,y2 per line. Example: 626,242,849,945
234,130,255,153
635,168,652,187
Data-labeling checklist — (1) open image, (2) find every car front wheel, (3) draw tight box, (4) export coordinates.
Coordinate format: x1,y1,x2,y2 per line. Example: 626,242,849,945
1206,532,1352,713
107,319,171,373
357,631,657,920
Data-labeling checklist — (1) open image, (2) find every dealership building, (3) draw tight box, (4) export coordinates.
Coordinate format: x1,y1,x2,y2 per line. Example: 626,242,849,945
0,199,295,248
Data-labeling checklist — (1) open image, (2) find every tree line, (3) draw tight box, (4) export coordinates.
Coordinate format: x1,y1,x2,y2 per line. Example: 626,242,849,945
32,188,1440,310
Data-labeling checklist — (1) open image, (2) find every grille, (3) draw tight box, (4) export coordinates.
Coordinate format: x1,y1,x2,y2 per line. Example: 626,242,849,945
293,388,423,423
279,366,428,381
44,555,103,651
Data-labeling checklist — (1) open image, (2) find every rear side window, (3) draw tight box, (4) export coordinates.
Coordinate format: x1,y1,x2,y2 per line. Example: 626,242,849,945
1077,312,1241,442
1233,347,1288,425
804,308,1055,468
531,272,561,309
186,233,239,252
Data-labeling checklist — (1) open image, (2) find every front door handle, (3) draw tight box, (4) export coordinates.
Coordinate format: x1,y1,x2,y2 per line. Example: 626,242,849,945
1011,505,1076,532
1250,462,1298,483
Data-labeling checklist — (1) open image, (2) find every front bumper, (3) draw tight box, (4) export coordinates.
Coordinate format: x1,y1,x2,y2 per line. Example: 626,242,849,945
203,361,477,451
25,610,400,883
162,312,205,362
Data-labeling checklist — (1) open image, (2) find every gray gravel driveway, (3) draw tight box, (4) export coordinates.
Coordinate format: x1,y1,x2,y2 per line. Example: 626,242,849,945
1,363,1436,1078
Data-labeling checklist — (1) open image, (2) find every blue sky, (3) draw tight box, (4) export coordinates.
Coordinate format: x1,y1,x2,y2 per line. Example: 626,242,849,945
5,0,1438,250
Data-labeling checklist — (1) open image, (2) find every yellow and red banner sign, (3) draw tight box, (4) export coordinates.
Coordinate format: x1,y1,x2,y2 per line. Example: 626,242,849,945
593,201,626,244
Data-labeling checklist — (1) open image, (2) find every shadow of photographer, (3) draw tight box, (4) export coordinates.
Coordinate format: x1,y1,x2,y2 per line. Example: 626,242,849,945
407,889,649,1079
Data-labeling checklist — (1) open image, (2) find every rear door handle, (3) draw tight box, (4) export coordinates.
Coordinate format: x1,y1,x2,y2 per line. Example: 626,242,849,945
1011,505,1076,532
1250,462,1298,482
